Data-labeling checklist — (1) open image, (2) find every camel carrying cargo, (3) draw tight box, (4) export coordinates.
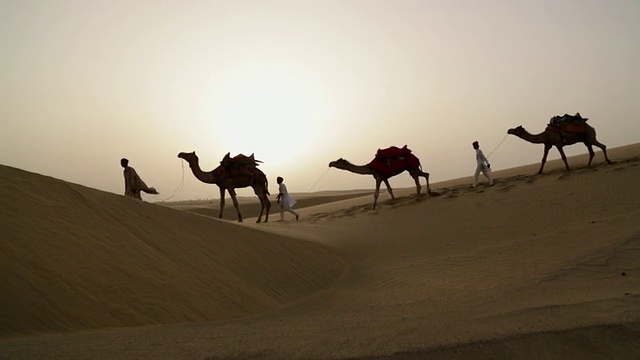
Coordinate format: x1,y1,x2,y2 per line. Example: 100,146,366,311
508,113,613,174
178,151,271,223
329,145,431,209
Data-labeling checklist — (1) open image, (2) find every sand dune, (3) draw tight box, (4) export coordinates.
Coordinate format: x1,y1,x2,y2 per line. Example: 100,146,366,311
1,144,640,359
163,190,372,221
0,166,344,337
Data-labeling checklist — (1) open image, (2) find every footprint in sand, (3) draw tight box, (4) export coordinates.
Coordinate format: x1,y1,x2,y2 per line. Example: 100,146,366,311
606,166,627,173
497,184,516,192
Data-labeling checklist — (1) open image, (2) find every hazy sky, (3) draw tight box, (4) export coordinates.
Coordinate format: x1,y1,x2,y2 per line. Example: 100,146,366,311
2,0,639,201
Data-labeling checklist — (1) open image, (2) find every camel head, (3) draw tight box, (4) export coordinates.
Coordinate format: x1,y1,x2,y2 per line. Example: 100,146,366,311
177,151,199,165
507,125,526,136
329,158,350,170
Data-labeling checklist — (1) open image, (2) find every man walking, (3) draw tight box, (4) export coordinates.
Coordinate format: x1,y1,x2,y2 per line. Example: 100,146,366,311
276,176,299,221
121,158,159,200
472,141,493,188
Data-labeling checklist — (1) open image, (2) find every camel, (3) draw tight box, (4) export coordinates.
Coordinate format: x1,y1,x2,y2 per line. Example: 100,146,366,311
507,120,613,174
177,151,271,223
329,146,431,209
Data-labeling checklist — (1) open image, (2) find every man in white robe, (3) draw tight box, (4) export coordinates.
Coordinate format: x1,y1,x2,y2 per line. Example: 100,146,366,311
472,141,493,188
276,176,299,221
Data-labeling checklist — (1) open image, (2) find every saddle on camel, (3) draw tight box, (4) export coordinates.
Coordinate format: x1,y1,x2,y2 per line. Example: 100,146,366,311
219,152,263,178
368,145,421,178
547,113,589,140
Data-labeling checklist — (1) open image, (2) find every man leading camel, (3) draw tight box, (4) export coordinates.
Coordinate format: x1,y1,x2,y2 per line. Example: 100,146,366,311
121,158,159,200
276,176,299,221
472,141,493,188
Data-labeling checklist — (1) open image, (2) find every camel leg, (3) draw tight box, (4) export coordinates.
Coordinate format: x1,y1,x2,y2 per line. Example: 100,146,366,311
253,188,264,223
538,144,552,174
228,188,243,222
556,145,570,171
256,196,264,223
255,192,270,223
422,171,431,194
383,179,395,199
218,187,226,219
586,144,596,166
592,140,613,164
373,179,382,209
409,171,422,199
264,194,271,223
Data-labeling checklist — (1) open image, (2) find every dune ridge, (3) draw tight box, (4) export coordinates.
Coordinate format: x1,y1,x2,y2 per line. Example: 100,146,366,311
0,165,344,337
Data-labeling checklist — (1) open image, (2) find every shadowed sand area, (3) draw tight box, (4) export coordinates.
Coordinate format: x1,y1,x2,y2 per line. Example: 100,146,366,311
1,144,640,359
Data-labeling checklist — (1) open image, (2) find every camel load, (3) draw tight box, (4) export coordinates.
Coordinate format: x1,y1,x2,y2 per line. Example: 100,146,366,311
220,152,262,171
220,153,262,176
218,152,267,190
547,113,589,134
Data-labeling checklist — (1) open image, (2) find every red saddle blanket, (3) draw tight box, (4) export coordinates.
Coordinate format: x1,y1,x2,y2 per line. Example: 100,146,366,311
546,123,587,134
367,146,421,177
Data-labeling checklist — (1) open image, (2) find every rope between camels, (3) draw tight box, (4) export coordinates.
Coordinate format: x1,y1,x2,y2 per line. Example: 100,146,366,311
307,167,331,193
155,161,185,202
486,134,509,159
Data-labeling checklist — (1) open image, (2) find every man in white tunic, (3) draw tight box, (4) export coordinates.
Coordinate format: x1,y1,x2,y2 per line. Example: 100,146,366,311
472,141,493,188
276,176,299,221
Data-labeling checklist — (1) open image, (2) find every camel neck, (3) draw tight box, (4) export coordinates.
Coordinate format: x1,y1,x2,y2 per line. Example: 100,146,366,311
344,162,373,175
517,130,547,144
187,162,217,184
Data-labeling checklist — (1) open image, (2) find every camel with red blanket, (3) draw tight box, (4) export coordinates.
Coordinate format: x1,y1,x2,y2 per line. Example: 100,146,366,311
507,113,613,174
329,145,431,209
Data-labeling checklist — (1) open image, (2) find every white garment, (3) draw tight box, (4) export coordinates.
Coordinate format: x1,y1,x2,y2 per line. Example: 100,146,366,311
278,183,296,209
473,148,493,187
278,182,299,220
475,148,489,167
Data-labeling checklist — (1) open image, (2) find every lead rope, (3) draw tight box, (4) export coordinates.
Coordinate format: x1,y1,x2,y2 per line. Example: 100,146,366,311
486,134,509,159
156,161,185,202
307,167,331,193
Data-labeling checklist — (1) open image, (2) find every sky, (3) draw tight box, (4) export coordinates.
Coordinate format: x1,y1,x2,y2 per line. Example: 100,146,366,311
2,0,639,201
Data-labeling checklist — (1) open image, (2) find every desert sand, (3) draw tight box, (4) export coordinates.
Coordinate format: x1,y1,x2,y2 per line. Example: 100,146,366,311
1,144,639,359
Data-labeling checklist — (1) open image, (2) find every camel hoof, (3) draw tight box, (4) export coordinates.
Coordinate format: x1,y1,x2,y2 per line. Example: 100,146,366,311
256,219,261,223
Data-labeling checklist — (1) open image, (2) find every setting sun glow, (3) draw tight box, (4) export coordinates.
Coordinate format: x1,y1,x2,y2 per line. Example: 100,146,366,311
206,61,331,167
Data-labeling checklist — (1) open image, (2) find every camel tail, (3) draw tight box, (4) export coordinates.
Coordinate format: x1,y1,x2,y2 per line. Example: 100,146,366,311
265,177,270,196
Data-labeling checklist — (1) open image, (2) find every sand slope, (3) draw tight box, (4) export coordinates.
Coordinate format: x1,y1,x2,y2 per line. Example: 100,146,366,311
0,166,344,337
163,190,371,221
1,144,640,359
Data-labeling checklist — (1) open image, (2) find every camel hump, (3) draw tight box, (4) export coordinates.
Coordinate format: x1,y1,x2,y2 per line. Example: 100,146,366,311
375,145,412,159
